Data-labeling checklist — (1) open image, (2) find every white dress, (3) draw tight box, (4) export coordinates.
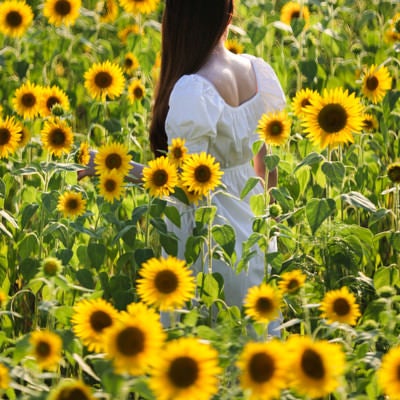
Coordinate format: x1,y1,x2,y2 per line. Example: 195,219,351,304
165,54,286,307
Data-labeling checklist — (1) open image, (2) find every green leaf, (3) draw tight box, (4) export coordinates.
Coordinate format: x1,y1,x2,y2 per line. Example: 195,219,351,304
87,243,106,269
150,217,167,234
18,233,40,260
75,269,95,289
294,152,324,173
0,178,5,198
240,177,261,199
212,224,236,257
112,224,137,247
300,60,318,82
195,206,217,225
305,198,336,234
264,154,280,171
321,161,345,188
164,205,181,228
341,191,377,212
21,204,39,229
247,20,267,46
184,236,203,265
0,209,19,230
374,266,400,290
134,248,154,267
197,272,223,307
20,258,40,281
159,231,178,257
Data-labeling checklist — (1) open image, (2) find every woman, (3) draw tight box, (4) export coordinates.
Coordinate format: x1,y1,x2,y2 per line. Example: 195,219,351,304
149,0,286,313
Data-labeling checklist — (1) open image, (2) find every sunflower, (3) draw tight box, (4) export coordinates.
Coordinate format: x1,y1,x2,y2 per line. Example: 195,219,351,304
96,0,119,23
40,117,73,157
301,87,364,149
377,346,400,399
0,363,10,390
39,85,70,117
291,88,321,118
361,64,392,104
76,142,90,165
119,0,159,15
123,52,140,75
42,256,62,277
12,81,41,120
71,298,119,353
16,121,30,148
225,39,244,54
319,286,361,326
385,13,400,43
118,24,141,44
257,110,291,146
57,191,87,219
0,291,7,307
48,380,95,400
98,169,125,203
104,302,165,375
244,283,282,324
0,0,33,38
180,152,223,196
142,156,178,198
84,61,125,101
362,113,379,132
43,0,81,27
286,336,346,398
278,269,306,295
149,337,221,400
137,256,196,311
30,330,62,370
95,142,132,176
178,180,205,205
280,2,310,28
0,116,21,158
237,340,288,400
168,138,188,167
387,161,400,184
127,79,146,103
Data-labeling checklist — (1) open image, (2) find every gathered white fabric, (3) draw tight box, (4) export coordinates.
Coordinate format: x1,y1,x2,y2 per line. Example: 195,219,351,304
165,54,286,308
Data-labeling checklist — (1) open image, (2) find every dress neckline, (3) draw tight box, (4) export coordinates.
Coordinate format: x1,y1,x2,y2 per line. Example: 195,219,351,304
191,55,261,110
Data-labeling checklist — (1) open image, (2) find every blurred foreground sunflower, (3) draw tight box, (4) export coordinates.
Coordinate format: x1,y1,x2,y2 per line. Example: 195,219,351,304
0,363,10,390
119,0,159,15
0,116,21,158
48,380,94,400
43,0,81,26
278,269,306,295
280,1,310,28
30,330,62,370
377,346,400,400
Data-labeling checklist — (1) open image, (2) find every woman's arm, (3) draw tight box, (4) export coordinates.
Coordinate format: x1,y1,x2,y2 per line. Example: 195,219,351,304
77,150,144,184
253,143,277,200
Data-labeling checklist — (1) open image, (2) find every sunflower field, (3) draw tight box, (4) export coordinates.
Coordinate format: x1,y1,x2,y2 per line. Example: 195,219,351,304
0,0,400,399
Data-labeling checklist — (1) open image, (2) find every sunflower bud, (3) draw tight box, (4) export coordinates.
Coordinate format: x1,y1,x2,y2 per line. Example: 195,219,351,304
387,162,400,184
42,257,62,277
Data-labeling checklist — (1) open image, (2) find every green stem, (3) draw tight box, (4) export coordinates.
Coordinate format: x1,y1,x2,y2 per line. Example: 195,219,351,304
207,192,213,275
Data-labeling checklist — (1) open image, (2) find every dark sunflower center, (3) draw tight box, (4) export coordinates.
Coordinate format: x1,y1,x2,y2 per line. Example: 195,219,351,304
21,93,36,108
50,128,66,146
125,58,133,68
105,153,122,169
105,179,117,192
116,326,145,356
318,104,347,133
154,270,178,294
269,121,283,136
66,198,79,211
194,165,211,183
397,364,400,380
249,352,275,383
172,148,183,159
133,87,144,99
89,310,113,332
366,76,379,91
301,348,325,380
153,169,168,187
388,165,400,183
255,297,274,314
55,0,72,16
47,96,60,111
36,341,51,358
168,356,199,388
60,388,90,400
291,11,300,19
287,279,299,291
363,119,373,130
94,71,113,89
0,128,11,145
6,11,22,27
333,297,351,316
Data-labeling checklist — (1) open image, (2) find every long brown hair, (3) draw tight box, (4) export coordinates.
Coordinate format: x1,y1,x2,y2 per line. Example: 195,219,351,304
149,0,234,157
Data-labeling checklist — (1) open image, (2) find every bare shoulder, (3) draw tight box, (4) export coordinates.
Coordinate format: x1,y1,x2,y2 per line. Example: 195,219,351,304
197,52,257,107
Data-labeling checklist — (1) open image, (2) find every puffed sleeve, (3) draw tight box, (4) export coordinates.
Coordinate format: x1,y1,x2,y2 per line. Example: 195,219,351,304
165,75,224,154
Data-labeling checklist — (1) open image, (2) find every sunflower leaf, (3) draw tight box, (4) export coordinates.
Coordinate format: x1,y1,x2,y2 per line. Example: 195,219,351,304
305,198,336,235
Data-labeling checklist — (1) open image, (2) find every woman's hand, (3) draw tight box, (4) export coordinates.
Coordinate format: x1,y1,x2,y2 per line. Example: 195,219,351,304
77,150,97,181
